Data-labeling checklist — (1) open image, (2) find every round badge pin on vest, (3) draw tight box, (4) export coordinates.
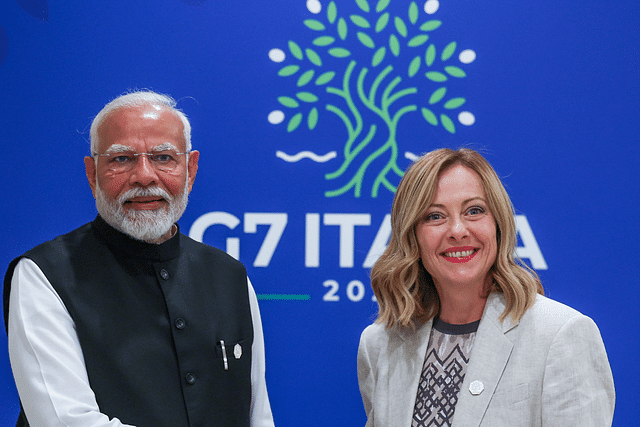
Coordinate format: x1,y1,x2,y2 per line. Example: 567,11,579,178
234,344,242,359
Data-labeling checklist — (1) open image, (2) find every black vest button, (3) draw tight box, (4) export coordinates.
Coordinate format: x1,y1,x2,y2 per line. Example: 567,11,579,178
160,269,169,280
175,318,185,329
185,373,196,384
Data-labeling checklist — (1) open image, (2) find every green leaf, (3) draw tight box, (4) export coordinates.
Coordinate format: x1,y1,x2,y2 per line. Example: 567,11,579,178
372,46,386,67
441,114,456,133
297,92,319,102
425,44,436,66
327,2,337,24
409,2,418,25
313,36,335,47
289,41,303,60
425,71,447,82
350,15,371,28
337,18,348,40
445,66,466,78
429,87,447,104
304,19,326,31
315,71,336,85
421,108,438,126
376,13,389,32
287,113,303,132
408,56,421,77
357,32,375,48
389,34,400,56
408,34,428,47
394,17,408,37
328,48,351,58
444,97,466,109
308,107,319,130
278,96,299,108
278,65,300,77
442,41,457,61
355,0,370,12
305,48,322,66
297,70,315,87
420,20,442,31
376,0,390,12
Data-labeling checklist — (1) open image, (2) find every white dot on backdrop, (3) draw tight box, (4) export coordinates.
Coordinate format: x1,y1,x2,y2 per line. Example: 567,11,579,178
307,0,322,14
459,49,476,64
268,110,285,125
424,0,439,14
458,112,475,126
268,49,285,63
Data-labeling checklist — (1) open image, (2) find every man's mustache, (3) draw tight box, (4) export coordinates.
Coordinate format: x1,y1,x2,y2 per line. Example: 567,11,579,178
118,187,173,205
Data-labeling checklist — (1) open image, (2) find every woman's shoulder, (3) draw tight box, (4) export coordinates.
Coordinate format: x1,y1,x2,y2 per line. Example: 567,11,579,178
360,319,432,349
527,294,583,320
518,294,598,337
360,322,391,345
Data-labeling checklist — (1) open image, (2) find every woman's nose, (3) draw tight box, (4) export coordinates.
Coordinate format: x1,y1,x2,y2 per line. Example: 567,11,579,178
448,216,468,240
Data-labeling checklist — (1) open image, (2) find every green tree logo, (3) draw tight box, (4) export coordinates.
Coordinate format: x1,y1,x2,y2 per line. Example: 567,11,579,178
269,0,476,197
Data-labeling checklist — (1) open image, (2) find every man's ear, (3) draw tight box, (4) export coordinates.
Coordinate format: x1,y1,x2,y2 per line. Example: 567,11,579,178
84,156,97,198
187,150,199,193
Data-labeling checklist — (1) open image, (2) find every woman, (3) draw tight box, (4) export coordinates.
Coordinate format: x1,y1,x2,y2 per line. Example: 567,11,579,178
358,148,615,427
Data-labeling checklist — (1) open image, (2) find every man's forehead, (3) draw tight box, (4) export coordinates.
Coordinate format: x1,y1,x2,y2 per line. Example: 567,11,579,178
97,104,185,148
102,104,180,125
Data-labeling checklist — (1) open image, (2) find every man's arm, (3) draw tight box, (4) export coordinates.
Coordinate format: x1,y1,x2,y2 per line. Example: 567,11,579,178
8,258,134,427
246,278,275,427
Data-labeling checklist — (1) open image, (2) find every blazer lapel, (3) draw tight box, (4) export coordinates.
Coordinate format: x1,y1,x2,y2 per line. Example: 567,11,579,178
386,319,433,427
452,293,517,427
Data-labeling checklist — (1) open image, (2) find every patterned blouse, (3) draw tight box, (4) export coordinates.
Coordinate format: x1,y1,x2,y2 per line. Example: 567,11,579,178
411,317,480,427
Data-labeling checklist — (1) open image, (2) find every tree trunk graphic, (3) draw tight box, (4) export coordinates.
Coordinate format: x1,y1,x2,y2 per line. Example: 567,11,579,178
270,0,475,198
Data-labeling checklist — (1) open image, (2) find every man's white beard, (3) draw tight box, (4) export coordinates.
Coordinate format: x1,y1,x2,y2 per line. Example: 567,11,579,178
95,181,189,243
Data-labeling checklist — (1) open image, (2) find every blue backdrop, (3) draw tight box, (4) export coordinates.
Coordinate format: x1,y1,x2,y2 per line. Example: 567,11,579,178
1,0,638,425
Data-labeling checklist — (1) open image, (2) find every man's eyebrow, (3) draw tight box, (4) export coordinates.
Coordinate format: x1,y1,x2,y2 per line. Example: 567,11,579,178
103,143,178,154
151,143,179,152
104,144,134,154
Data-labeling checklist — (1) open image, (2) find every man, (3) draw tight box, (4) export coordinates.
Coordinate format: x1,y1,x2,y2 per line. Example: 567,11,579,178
3,91,275,427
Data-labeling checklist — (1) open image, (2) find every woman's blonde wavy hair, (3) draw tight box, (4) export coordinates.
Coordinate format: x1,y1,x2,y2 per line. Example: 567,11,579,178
371,148,543,328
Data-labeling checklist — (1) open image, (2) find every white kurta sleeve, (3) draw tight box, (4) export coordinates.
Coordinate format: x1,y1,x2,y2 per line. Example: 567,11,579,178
247,277,276,427
8,258,134,427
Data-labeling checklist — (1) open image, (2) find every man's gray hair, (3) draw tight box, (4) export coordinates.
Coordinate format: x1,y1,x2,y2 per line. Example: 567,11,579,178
89,90,192,155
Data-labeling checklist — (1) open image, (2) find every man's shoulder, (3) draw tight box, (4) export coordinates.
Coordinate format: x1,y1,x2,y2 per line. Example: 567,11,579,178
30,221,94,251
179,233,246,271
8,221,94,266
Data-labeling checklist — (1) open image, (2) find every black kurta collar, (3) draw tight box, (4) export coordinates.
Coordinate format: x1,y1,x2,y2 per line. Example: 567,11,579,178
91,215,180,262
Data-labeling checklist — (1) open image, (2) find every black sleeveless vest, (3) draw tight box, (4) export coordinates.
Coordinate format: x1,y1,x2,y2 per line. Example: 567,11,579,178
4,216,253,427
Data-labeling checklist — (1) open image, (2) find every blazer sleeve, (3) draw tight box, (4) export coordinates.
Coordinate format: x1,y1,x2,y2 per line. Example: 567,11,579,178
357,325,378,427
541,314,615,426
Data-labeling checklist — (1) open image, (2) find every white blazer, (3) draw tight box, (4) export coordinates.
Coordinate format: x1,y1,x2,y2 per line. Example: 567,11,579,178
357,293,615,427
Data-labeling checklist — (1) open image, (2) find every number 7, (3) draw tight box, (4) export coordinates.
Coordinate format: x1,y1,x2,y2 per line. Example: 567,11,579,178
244,213,288,267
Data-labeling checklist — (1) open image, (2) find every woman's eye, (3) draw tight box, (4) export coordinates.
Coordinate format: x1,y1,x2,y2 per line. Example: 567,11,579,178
467,207,485,216
425,212,443,221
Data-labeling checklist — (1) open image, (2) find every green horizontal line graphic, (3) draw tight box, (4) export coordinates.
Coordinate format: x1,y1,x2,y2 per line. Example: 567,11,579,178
257,294,311,301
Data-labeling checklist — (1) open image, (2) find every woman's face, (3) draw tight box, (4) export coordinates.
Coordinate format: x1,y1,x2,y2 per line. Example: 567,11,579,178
416,164,498,295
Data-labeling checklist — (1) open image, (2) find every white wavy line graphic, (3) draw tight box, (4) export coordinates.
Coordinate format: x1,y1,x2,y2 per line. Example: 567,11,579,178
405,152,419,161
276,150,337,163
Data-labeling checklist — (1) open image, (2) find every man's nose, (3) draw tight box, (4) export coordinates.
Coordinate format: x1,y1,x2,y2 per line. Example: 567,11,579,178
128,154,158,186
